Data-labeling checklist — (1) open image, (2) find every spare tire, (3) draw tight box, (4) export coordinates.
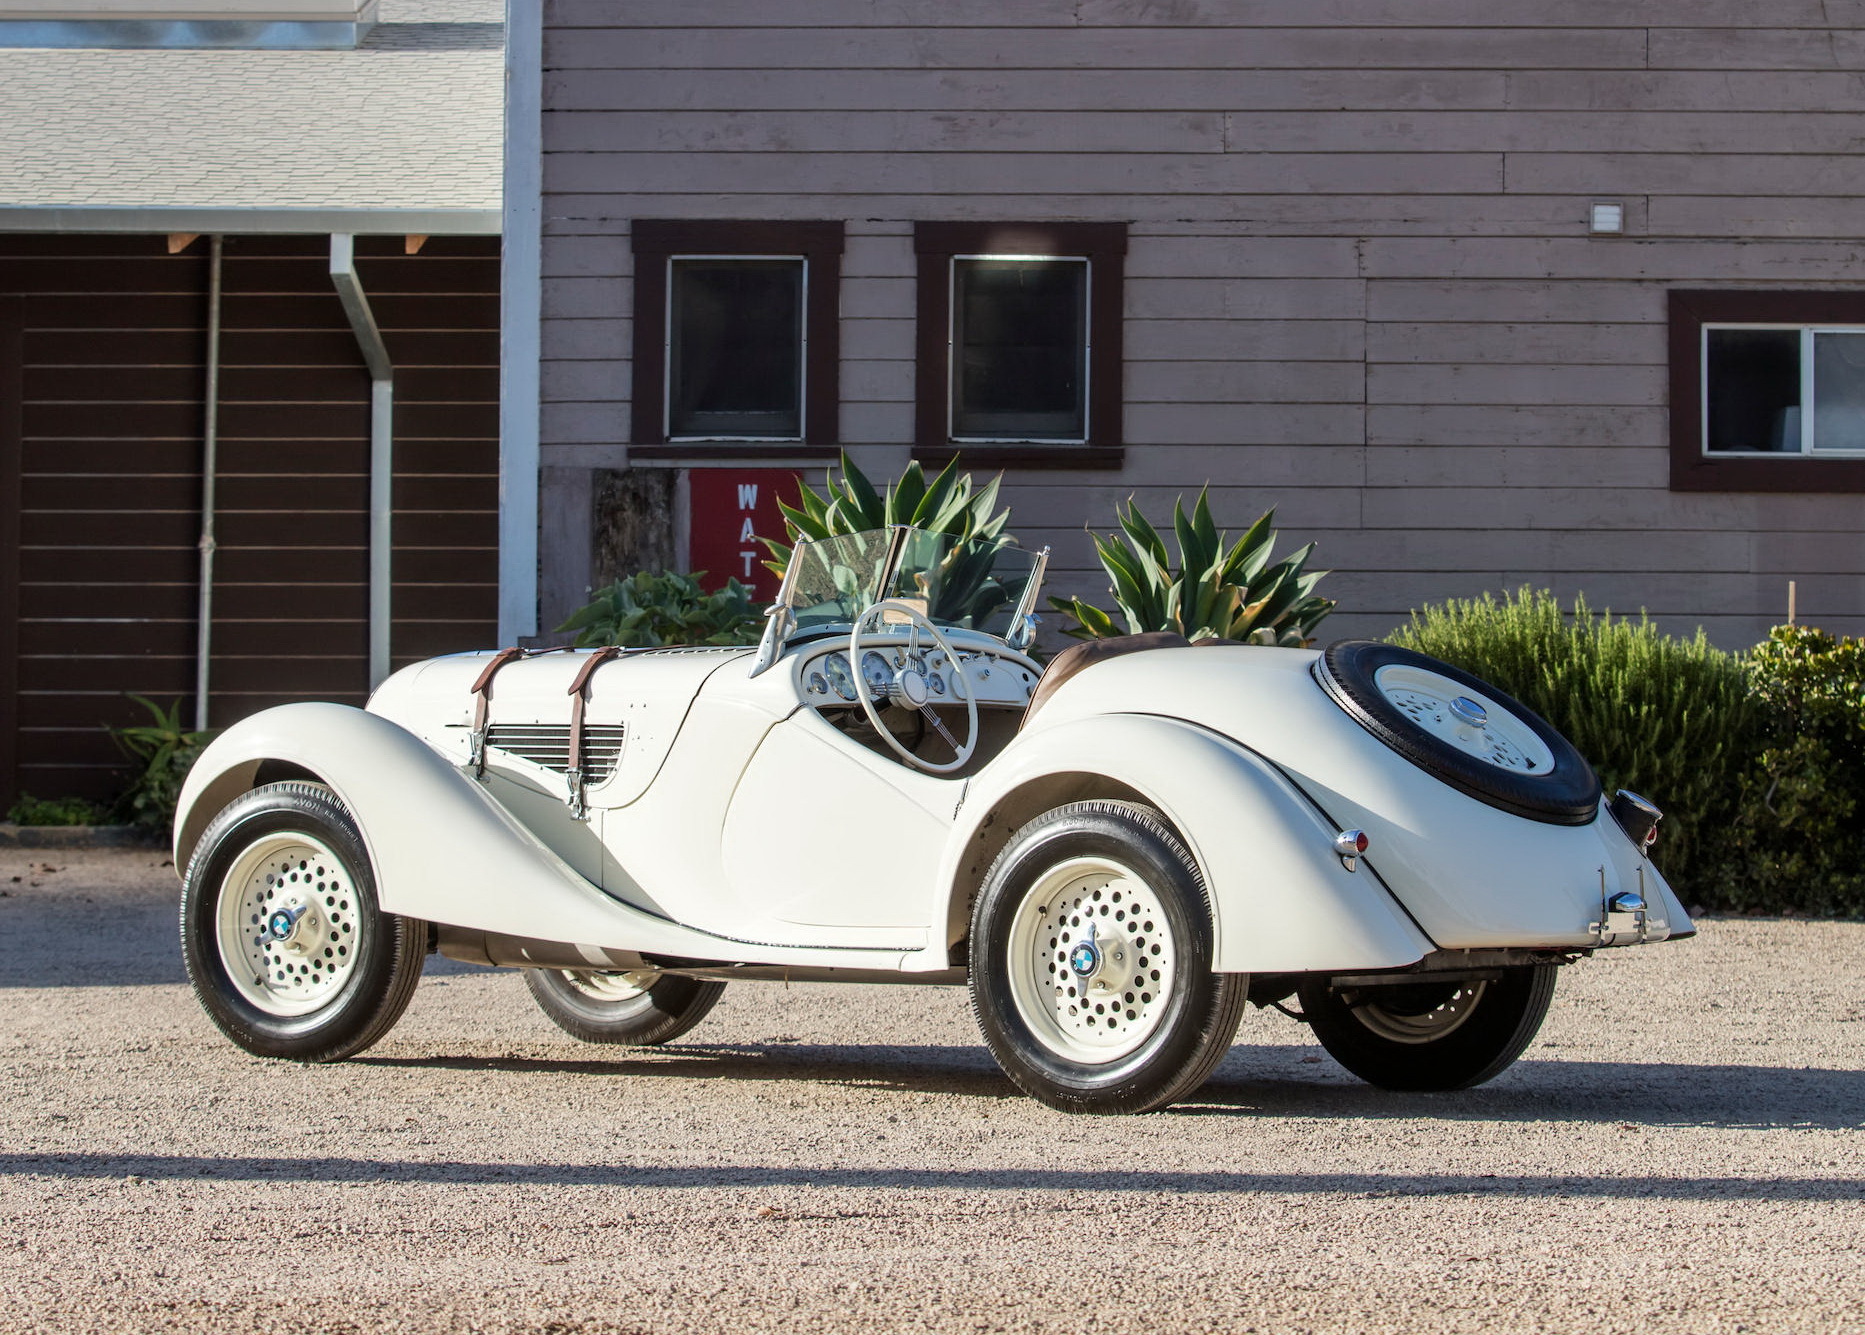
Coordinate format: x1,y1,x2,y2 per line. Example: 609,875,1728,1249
1315,641,1600,826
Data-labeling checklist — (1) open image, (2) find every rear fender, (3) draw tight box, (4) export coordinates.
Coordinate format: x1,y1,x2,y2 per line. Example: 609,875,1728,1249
933,714,1433,974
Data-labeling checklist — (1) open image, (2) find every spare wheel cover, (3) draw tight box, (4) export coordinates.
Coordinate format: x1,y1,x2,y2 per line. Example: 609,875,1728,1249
1315,640,1600,826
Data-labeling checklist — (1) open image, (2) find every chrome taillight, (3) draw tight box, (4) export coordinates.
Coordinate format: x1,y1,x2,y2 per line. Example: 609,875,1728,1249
1333,829,1369,871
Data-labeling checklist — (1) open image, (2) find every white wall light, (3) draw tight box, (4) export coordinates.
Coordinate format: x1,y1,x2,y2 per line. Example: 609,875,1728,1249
1589,201,1625,235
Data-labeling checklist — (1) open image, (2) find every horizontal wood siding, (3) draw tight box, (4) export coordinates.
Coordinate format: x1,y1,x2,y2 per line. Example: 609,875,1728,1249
538,2,1865,648
1,234,498,806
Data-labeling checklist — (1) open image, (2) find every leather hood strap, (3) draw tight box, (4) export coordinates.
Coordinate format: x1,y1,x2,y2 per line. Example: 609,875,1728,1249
565,646,622,819
468,646,528,773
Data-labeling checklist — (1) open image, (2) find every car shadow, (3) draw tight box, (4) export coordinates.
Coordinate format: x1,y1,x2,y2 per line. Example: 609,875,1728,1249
0,1149,1857,1203
8,885,1859,1133
1189,1058,1865,1131
359,1042,1023,1102
0,884,497,988
359,1042,1865,1131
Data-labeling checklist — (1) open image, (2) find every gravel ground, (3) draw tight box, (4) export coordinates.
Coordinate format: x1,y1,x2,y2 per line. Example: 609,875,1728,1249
1,847,1861,1335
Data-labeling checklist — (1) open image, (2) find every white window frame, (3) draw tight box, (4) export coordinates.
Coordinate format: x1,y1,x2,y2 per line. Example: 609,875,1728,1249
947,253,1091,446
664,253,809,443
1701,322,1865,459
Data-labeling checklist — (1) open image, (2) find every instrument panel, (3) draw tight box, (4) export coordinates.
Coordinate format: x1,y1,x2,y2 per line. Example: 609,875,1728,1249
800,643,1038,709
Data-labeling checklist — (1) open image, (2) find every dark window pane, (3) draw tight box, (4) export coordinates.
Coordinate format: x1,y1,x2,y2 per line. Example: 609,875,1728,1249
1813,331,1865,451
669,259,802,438
952,258,1086,440
1706,328,1801,453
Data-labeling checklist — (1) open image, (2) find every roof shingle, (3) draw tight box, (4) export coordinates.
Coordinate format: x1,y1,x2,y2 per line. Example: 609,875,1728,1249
0,0,501,214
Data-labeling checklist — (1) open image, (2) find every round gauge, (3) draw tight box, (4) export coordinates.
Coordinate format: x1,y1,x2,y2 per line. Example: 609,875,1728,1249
1372,664,1554,773
807,671,829,697
861,650,894,697
823,654,857,701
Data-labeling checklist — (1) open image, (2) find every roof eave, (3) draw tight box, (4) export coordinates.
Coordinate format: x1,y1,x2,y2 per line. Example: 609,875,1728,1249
0,205,501,235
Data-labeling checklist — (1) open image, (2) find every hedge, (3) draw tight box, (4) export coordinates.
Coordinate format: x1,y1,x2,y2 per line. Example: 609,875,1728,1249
1389,591,1863,917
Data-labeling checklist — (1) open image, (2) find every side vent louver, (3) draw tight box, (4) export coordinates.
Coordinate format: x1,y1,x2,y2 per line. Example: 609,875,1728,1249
485,724,626,785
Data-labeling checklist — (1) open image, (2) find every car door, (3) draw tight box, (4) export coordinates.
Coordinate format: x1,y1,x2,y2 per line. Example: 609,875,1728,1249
717,707,955,948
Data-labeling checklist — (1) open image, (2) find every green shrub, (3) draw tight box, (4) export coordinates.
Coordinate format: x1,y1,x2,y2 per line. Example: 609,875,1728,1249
1718,626,1865,915
558,570,762,649
6,793,109,826
110,695,213,833
1387,589,1759,901
1049,488,1335,646
760,451,1012,580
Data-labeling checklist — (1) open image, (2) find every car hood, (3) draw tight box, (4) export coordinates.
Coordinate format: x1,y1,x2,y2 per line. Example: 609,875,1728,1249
369,646,753,808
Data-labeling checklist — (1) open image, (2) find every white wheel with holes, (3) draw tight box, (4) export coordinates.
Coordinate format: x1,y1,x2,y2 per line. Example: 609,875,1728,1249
559,970,648,1003
969,800,1248,1115
216,832,364,1017
1317,641,1600,825
181,782,427,1063
1372,664,1553,775
1297,967,1558,1091
524,966,726,1045
1006,856,1177,1064
1346,980,1487,1045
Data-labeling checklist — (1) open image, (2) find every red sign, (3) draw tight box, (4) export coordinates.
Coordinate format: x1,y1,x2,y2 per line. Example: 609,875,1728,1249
686,468,801,603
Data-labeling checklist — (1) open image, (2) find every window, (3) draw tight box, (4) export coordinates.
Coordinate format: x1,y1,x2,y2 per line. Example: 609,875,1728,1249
1703,327,1865,456
916,222,1126,468
951,257,1088,441
631,221,843,457
668,259,803,439
1670,290,1865,491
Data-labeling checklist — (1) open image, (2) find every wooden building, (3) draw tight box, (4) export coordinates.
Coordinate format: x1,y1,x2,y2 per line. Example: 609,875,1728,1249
0,0,502,808
501,3,1865,655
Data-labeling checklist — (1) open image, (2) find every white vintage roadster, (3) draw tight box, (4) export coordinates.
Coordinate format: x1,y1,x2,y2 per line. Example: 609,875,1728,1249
174,525,1689,1113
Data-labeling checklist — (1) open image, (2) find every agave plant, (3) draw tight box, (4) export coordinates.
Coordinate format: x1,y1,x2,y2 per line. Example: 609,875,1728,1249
759,450,1013,580
558,570,762,649
110,694,215,831
1049,488,1335,647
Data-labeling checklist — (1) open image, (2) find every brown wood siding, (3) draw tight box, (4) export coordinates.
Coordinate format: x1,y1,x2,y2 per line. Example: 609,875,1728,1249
0,234,498,807
0,297,22,807
539,3,1865,651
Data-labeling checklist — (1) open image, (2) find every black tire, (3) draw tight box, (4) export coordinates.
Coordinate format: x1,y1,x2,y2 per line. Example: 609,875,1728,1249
968,800,1248,1114
180,781,426,1063
524,969,725,1046
1315,640,1601,825
1297,965,1558,1091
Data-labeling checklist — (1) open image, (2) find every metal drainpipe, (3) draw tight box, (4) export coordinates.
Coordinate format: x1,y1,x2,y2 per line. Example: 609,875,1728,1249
192,235,223,732
328,234,395,689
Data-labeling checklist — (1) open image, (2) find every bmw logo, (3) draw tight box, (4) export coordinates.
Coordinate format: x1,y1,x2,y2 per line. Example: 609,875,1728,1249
1068,940,1100,977
268,909,297,940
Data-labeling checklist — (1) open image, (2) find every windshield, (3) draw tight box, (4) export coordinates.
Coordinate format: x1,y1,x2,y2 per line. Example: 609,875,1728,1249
784,527,1042,639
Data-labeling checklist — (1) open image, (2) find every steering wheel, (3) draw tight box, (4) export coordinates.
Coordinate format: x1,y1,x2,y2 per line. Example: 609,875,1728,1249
850,599,979,774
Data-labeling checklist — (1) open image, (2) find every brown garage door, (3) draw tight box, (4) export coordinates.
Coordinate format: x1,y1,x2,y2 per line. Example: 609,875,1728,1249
0,233,499,810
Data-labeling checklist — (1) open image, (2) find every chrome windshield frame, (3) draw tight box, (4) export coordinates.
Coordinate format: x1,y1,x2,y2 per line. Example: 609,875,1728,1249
877,524,912,599
753,525,1046,675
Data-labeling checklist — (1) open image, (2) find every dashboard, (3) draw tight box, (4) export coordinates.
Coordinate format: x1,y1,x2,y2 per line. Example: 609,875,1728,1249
798,642,1039,710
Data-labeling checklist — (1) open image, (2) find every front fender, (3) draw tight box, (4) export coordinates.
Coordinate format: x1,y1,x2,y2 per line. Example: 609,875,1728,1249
943,714,1434,974
171,703,659,949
